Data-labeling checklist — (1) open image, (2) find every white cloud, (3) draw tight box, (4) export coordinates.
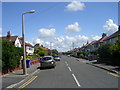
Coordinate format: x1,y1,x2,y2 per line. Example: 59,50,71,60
33,35,100,52
65,22,81,33
103,19,118,36
33,38,43,45
66,1,85,12
39,28,56,38
53,35,100,52
0,28,2,37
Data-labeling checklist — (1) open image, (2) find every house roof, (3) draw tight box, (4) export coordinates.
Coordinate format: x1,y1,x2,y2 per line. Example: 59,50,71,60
104,30,120,41
98,36,108,43
89,40,97,45
2,36,18,43
18,37,33,47
84,44,89,47
25,43,33,47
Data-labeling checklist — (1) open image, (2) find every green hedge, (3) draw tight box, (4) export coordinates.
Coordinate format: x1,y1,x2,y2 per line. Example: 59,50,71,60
77,51,91,56
97,39,120,65
2,39,22,70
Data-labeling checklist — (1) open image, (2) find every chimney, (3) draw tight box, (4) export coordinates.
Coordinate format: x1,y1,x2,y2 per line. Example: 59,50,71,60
7,31,10,37
87,41,89,44
102,33,106,38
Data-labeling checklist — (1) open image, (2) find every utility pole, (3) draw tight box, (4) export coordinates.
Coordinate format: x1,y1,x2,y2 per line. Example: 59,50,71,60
50,42,52,56
72,42,75,49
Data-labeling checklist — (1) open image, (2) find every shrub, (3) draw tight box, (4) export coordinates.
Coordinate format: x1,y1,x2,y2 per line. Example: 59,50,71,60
34,46,46,57
2,39,22,70
77,51,91,56
110,39,120,65
97,40,120,65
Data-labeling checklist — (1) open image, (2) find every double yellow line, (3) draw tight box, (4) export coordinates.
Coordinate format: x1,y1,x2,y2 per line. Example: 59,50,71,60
18,76,37,88
107,72,120,77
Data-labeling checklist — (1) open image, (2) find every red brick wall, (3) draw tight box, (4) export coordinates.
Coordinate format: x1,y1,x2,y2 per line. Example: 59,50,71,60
0,59,40,76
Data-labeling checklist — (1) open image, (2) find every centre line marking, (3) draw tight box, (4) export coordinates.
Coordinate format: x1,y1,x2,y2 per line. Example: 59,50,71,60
68,67,72,72
72,73,81,87
65,61,68,66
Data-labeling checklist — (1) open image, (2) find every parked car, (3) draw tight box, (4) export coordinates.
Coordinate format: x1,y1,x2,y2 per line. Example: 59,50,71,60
67,55,70,57
40,56,56,68
54,55,60,61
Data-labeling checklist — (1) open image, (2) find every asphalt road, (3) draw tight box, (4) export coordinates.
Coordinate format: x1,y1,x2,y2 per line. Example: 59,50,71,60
16,55,118,88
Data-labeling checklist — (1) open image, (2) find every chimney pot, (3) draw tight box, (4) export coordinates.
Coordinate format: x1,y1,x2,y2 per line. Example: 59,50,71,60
7,31,10,37
102,33,106,37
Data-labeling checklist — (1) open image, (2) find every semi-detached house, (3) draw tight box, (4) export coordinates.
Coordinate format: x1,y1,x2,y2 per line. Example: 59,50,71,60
2,31,34,55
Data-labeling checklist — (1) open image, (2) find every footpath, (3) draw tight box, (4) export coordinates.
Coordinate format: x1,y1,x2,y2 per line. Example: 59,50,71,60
76,58,120,74
1,62,40,89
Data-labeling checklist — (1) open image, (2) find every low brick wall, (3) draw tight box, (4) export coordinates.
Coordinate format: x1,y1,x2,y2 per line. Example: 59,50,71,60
1,67,21,75
30,59,40,65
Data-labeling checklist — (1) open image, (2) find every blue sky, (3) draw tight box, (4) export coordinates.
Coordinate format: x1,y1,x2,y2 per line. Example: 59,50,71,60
2,2,118,52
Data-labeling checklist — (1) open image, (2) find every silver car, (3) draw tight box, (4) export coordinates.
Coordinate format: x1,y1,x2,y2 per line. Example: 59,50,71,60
54,55,60,61
40,56,56,68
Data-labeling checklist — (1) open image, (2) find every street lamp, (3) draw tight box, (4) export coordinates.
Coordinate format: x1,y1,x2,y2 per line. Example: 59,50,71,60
22,10,35,75
50,42,53,56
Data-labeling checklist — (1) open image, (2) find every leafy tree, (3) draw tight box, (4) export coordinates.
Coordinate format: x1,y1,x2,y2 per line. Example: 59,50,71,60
110,39,120,53
97,40,120,65
34,46,46,57
2,39,22,70
110,39,120,65
52,49,58,56
97,44,112,59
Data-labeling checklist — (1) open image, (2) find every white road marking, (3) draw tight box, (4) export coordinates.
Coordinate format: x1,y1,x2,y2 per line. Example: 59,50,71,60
72,73,81,87
65,61,68,66
68,67,72,72
65,61,81,87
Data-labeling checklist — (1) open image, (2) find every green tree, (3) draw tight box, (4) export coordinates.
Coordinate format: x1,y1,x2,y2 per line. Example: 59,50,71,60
2,39,22,70
52,49,58,56
110,39,120,65
34,46,46,57
111,39,120,53
97,44,112,59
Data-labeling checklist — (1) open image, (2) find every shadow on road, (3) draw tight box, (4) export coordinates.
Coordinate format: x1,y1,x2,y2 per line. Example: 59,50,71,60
37,66,55,70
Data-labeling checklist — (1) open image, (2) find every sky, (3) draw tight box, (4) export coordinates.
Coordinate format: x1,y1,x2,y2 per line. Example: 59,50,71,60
2,1,118,52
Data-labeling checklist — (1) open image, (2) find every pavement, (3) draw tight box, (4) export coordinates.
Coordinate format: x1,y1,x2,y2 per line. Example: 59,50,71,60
1,63,40,89
76,58,120,74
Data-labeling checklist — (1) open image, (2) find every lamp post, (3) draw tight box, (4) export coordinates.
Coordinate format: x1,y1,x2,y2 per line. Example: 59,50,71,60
22,10,35,75
50,42,53,56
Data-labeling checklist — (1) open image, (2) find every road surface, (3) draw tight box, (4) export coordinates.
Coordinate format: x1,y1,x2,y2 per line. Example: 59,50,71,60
15,55,118,88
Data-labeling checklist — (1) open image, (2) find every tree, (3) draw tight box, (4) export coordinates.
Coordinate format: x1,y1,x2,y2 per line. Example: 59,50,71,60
2,39,22,70
34,46,46,57
52,49,58,56
111,39,120,53
97,44,112,59
110,39,120,65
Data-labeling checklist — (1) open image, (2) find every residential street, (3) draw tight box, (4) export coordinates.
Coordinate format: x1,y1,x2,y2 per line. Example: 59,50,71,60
14,55,118,88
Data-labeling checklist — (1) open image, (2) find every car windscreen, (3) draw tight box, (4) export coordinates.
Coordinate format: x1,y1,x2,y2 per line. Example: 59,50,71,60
42,57,52,61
